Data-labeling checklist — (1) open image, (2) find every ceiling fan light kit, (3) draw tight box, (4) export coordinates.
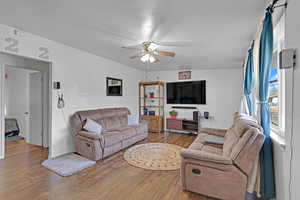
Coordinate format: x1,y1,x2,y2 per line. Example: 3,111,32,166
123,41,176,64
147,42,159,51
140,54,157,63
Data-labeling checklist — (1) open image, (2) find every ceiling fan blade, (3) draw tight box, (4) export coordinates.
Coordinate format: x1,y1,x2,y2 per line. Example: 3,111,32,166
154,41,196,47
122,44,142,50
155,50,176,57
153,57,160,63
123,47,141,50
130,52,145,59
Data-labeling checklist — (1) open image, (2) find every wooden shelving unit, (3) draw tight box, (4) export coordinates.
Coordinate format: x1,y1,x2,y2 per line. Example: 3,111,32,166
166,118,198,133
139,81,164,133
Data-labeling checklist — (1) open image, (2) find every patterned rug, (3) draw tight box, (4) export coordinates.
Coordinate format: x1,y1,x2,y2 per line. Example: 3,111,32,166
124,143,182,171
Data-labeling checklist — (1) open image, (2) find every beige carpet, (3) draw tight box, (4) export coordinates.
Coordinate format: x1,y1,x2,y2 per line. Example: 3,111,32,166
124,143,182,171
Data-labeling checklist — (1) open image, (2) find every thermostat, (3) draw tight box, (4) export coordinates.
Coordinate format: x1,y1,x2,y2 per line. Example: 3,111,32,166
279,49,296,69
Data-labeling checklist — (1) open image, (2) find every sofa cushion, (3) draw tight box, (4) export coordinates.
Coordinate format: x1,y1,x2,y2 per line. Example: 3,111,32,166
102,130,123,147
115,126,137,139
230,128,258,160
129,123,147,135
233,116,262,137
222,127,239,157
223,116,262,157
74,107,130,130
102,116,127,130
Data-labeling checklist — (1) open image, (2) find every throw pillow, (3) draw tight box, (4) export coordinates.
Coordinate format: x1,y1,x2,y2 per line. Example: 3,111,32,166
83,118,103,134
128,115,139,126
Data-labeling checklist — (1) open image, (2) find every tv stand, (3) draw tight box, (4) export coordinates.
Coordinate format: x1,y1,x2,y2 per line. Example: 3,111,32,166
166,118,198,133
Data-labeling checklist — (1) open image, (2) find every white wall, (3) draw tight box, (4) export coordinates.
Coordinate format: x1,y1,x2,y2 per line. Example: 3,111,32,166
0,24,144,158
4,67,30,138
147,68,243,129
285,0,300,199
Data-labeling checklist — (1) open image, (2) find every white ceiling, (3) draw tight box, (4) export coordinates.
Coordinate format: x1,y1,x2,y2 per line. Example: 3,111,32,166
0,0,269,71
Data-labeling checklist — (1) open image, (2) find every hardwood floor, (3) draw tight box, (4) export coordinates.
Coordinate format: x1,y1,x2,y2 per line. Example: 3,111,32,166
0,133,213,200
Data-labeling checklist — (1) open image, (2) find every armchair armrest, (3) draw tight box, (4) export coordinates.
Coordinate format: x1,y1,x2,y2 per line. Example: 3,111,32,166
199,128,227,137
78,131,102,140
180,149,232,165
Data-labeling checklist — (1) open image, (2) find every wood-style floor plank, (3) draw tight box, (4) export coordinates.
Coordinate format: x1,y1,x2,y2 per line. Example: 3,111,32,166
0,133,212,200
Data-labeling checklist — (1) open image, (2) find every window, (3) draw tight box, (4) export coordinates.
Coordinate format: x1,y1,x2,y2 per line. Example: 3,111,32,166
269,13,285,135
269,66,279,127
269,38,285,138
269,13,293,144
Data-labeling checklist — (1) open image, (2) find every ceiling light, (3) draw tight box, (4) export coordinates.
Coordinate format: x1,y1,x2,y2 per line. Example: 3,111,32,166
141,54,150,62
149,55,156,63
148,42,158,51
140,54,157,63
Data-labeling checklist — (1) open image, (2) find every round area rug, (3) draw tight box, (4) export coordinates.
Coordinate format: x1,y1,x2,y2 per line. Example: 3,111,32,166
124,143,182,171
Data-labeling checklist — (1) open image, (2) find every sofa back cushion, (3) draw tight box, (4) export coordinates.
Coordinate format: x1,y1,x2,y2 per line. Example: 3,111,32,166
222,115,263,158
222,126,239,157
232,128,265,175
70,107,130,136
233,117,263,137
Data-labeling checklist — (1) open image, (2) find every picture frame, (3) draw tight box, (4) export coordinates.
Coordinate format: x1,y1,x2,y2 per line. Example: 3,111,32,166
178,71,191,80
106,77,123,96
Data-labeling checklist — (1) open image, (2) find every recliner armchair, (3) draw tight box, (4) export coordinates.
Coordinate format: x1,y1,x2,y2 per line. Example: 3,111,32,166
180,115,265,200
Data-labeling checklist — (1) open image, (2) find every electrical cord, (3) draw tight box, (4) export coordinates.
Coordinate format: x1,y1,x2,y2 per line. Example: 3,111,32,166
288,61,295,200
289,129,294,200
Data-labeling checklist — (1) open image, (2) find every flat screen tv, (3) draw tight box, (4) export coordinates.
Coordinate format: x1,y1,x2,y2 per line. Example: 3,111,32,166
167,81,206,104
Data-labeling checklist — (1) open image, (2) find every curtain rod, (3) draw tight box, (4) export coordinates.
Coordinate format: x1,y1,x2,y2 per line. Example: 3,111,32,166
267,0,287,12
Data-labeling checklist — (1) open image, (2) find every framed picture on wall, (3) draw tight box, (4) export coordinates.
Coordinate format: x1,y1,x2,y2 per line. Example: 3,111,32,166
106,77,122,96
178,71,191,80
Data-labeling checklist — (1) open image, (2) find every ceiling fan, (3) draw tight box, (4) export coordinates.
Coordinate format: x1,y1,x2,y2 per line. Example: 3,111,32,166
122,41,176,63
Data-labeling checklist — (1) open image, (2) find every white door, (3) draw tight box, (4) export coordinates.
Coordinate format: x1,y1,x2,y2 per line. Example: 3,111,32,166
4,67,30,140
29,72,43,146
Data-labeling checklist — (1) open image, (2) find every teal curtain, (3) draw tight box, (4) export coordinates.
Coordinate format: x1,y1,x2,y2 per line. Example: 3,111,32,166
244,44,254,116
259,9,276,199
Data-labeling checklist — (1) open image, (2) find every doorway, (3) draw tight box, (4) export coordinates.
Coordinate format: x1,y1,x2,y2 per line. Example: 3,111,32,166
0,53,52,159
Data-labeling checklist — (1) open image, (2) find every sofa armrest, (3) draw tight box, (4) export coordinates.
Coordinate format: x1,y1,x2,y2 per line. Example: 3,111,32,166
199,128,227,137
180,149,232,165
78,131,102,140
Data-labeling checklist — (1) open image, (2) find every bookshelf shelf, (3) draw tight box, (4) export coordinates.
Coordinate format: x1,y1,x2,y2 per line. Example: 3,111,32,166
139,81,164,133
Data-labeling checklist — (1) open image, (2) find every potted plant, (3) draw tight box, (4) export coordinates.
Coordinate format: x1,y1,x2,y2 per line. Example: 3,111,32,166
169,110,178,119
149,92,155,98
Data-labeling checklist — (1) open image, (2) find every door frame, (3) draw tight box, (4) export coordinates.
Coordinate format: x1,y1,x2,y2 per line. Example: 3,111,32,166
0,52,52,159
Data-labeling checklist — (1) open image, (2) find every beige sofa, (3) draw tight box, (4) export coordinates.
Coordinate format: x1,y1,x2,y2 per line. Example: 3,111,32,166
180,114,265,200
70,107,148,161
